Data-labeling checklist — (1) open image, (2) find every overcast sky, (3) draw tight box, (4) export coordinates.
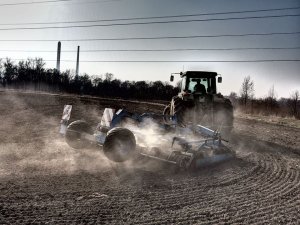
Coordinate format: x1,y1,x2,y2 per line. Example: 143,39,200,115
0,0,299,98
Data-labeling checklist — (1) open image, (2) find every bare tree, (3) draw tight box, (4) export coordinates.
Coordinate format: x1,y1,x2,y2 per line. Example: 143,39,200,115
268,85,277,100
91,75,102,87
240,76,254,106
228,92,238,107
105,73,114,82
3,58,18,85
288,90,299,118
265,85,278,113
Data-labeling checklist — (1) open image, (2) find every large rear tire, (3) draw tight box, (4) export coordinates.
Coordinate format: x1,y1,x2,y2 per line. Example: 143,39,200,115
212,99,234,135
163,104,172,124
103,127,136,162
65,120,94,149
166,96,234,136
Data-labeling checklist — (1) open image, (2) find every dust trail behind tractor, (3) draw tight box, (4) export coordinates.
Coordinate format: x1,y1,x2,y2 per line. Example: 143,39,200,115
60,106,235,170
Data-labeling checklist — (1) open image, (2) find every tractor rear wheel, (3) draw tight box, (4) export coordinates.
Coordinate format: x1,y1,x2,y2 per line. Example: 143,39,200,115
163,104,171,116
65,120,94,149
165,96,234,136
212,99,234,136
103,127,136,162
163,104,171,124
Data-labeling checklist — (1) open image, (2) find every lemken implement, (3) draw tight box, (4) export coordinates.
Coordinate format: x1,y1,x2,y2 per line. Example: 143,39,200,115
60,104,235,170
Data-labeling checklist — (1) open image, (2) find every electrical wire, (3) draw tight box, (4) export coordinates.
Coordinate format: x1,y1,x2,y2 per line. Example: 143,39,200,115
0,14,299,30
0,46,300,52
0,31,299,42
0,0,117,7
60,59,300,62
0,6,299,25
1,58,299,63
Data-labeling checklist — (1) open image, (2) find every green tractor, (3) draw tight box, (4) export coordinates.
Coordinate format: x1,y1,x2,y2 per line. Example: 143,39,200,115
164,71,233,135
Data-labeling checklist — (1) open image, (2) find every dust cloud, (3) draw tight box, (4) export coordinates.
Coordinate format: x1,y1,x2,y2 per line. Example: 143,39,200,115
0,91,110,178
0,90,241,178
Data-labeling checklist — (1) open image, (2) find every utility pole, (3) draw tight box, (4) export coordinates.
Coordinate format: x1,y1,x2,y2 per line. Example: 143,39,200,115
76,46,80,76
56,41,61,72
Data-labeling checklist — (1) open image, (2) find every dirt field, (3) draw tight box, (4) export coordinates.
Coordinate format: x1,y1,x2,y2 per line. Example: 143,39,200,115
0,91,299,224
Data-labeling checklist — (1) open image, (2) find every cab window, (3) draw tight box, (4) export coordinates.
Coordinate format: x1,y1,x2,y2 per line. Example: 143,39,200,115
187,78,208,93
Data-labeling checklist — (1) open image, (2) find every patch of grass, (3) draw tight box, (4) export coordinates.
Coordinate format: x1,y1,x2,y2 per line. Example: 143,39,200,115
235,112,300,129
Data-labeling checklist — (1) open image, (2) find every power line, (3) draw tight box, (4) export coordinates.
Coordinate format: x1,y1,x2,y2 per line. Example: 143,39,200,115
1,46,300,52
1,58,299,63
0,0,117,7
59,59,300,63
0,6,299,26
0,31,299,42
0,14,299,30
0,0,72,6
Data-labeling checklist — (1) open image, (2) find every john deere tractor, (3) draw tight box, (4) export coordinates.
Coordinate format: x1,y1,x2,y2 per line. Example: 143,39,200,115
164,71,233,134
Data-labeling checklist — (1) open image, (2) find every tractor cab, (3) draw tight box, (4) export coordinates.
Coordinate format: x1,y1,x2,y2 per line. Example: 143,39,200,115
170,71,222,101
167,71,233,133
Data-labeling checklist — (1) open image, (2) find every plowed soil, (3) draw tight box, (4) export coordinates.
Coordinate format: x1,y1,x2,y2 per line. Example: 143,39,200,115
0,91,299,224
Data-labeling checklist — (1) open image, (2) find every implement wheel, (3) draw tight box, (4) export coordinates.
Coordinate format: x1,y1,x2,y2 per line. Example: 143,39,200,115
103,127,136,162
65,120,94,149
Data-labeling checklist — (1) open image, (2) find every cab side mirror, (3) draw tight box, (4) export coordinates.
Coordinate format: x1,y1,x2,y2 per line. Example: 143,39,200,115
218,77,222,83
170,75,174,82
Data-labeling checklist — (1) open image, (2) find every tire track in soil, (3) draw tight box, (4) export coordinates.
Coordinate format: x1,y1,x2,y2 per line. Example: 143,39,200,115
1,142,299,224
119,153,300,224
197,157,300,224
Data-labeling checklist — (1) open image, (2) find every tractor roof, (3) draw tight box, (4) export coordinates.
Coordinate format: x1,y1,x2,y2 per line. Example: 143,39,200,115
181,71,218,78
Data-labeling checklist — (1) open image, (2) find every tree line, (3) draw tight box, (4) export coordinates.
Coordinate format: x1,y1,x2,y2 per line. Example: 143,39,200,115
0,58,298,119
0,58,179,101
